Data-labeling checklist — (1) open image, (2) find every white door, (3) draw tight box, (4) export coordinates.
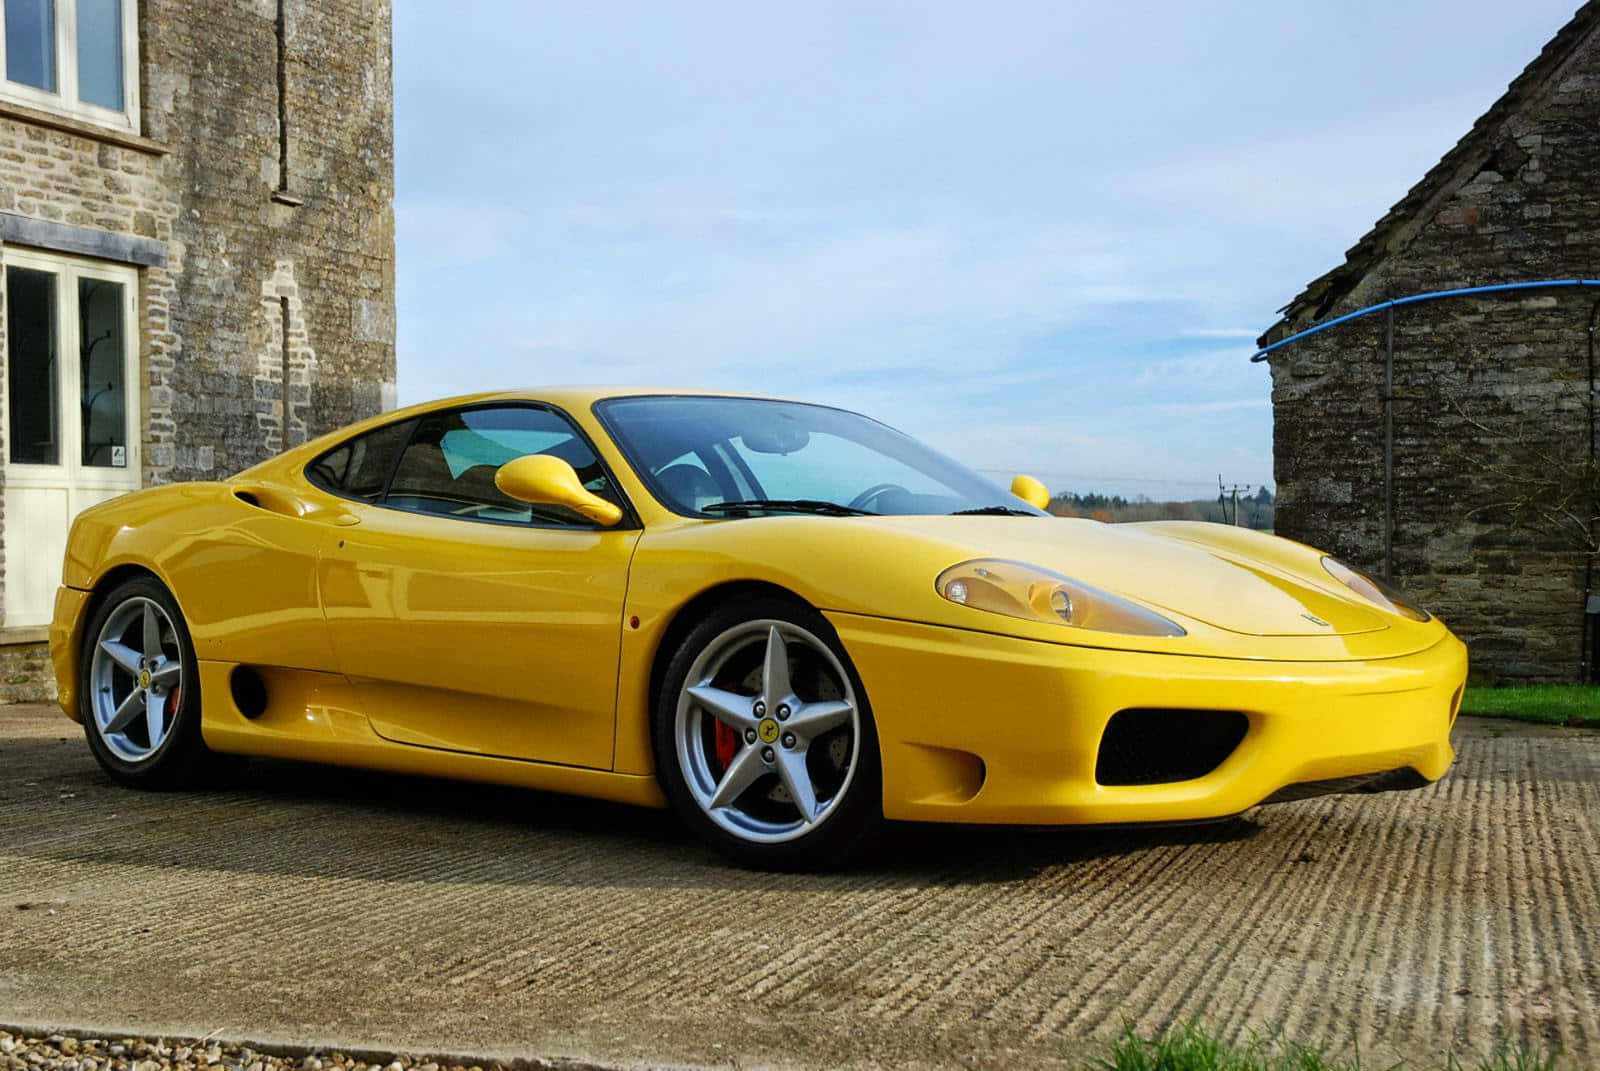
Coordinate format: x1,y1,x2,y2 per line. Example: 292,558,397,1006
3,248,140,627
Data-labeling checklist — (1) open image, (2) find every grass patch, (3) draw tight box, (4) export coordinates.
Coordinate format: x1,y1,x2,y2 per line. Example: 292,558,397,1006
1092,1021,1341,1070
1461,684,1600,728
1088,1021,1567,1071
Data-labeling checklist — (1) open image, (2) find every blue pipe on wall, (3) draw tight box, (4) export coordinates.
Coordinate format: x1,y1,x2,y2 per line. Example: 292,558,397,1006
1250,278,1600,362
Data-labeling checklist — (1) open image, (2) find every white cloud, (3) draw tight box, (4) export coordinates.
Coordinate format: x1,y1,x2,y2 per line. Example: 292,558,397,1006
1179,328,1262,340
1134,349,1260,388
1154,398,1272,415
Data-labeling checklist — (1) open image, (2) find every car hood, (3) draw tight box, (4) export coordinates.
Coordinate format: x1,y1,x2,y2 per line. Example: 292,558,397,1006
865,515,1387,638
635,513,1449,662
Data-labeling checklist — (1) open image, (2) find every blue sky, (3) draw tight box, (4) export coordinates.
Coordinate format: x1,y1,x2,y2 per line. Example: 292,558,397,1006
393,2,1581,500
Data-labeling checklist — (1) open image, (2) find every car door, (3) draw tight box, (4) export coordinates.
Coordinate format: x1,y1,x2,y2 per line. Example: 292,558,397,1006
316,403,640,770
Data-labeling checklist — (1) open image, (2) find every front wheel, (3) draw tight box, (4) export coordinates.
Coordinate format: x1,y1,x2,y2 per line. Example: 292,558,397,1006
80,576,210,789
654,597,881,869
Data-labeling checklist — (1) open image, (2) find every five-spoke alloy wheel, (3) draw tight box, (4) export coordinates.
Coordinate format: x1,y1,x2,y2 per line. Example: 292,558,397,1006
656,597,880,867
80,576,208,788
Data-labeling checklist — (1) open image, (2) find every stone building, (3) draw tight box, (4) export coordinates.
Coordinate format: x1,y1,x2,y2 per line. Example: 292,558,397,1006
0,0,396,700
1257,2,1600,684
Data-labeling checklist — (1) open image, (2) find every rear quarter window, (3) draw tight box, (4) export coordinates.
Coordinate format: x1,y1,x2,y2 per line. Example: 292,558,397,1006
306,418,418,501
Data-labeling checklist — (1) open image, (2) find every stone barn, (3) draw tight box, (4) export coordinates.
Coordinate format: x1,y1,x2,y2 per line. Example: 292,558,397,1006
1257,2,1600,684
0,0,396,699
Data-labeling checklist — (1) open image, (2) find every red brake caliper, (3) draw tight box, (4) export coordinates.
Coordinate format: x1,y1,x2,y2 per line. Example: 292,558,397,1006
714,720,738,769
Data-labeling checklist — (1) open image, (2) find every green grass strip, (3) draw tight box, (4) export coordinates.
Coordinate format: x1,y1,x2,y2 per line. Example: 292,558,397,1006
1091,1021,1339,1070
1087,1020,1568,1071
1461,684,1600,728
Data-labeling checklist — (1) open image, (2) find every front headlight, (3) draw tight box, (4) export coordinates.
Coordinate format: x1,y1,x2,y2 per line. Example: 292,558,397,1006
1321,557,1430,622
935,559,1186,637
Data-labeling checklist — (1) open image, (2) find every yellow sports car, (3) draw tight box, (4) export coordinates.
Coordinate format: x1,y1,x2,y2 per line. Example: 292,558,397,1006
50,388,1466,867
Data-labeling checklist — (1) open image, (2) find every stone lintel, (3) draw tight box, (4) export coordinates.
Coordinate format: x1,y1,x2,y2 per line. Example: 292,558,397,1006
0,213,168,268
0,99,169,155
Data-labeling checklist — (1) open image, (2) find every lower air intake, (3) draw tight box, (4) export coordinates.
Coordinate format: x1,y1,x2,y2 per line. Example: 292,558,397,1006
1095,708,1249,786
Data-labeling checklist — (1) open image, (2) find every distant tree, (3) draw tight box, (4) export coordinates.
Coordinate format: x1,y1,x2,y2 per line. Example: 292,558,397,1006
1045,490,1275,528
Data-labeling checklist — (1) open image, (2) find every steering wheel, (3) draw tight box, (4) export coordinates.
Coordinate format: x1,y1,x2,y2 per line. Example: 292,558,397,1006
848,482,908,511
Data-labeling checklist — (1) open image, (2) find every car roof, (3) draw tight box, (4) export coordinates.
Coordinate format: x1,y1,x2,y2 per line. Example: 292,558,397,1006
419,386,783,410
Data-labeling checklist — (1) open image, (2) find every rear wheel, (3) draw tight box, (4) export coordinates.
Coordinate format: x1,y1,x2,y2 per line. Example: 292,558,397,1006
654,597,880,868
80,576,209,788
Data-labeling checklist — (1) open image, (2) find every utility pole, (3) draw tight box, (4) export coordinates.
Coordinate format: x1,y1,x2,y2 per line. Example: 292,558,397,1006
1218,476,1250,527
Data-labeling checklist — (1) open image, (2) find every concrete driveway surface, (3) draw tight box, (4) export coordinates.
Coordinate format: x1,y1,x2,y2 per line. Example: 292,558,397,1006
1,704,1596,1070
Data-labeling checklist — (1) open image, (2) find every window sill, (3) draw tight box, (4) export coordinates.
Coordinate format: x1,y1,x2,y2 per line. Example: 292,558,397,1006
0,99,167,155
0,626,49,646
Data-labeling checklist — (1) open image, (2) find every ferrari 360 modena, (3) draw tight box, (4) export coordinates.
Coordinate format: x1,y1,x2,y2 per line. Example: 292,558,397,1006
50,388,1467,867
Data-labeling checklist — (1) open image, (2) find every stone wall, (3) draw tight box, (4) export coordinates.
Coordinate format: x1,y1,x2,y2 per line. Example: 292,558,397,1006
1269,293,1589,682
0,641,54,703
1265,32,1600,681
142,0,396,481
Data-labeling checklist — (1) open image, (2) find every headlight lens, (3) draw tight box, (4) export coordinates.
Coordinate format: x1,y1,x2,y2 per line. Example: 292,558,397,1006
1321,557,1430,622
936,559,1186,637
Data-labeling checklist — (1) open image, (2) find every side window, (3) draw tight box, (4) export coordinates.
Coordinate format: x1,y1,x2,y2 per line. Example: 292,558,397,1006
306,417,416,501
383,405,612,528
1,0,141,133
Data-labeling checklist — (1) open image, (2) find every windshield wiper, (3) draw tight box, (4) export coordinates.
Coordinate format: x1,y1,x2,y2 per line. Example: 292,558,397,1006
700,499,879,517
950,505,1040,516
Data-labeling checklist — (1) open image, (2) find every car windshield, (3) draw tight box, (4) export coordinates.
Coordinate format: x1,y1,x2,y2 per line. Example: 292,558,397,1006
593,395,1048,518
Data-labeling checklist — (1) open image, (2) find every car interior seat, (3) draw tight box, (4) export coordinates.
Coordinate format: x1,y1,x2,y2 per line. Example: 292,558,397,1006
655,463,723,513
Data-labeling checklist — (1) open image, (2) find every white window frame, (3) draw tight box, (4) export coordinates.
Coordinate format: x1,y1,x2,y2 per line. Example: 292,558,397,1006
3,246,141,488
0,0,140,133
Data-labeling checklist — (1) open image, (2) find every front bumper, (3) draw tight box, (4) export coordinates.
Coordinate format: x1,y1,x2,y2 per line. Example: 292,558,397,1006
825,612,1466,825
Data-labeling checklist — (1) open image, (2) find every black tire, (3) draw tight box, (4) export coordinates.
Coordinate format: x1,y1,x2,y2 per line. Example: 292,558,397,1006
653,595,881,869
79,576,211,789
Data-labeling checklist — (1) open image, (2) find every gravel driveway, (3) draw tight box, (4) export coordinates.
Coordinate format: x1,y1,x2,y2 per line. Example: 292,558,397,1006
2,704,1596,1070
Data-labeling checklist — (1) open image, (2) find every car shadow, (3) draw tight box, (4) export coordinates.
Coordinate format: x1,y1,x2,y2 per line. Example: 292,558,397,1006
3,733,1265,890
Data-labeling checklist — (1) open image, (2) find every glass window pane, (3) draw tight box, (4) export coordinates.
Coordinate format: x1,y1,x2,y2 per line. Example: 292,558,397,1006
75,0,122,110
4,0,57,92
596,395,1024,516
6,267,60,466
79,277,127,467
306,417,417,500
307,442,353,492
385,406,604,526
729,432,949,503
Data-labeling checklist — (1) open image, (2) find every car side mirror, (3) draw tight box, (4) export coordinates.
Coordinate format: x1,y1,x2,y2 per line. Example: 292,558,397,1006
1010,474,1050,510
494,454,624,527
